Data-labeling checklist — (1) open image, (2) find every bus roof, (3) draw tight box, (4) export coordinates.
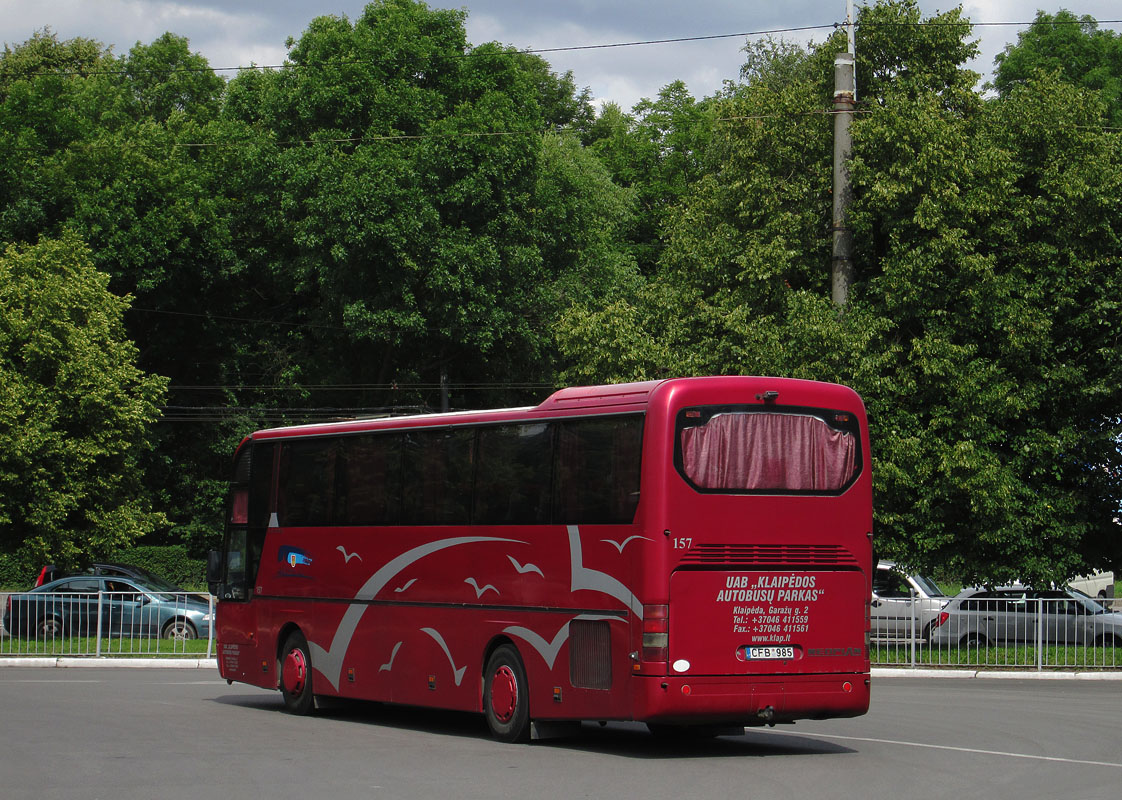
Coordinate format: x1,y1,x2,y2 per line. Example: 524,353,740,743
243,376,860,443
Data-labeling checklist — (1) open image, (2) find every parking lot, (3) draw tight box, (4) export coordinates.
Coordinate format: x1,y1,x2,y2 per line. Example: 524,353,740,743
1,668,1118,800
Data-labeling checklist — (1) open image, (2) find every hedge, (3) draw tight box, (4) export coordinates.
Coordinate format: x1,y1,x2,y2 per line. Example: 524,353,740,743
0,545,207,591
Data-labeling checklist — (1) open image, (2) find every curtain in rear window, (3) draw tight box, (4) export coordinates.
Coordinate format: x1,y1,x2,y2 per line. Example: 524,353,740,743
679,412,857,493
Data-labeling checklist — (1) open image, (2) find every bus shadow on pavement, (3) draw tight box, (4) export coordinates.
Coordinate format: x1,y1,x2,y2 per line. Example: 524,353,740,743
211,691,855,757
545,724,856,759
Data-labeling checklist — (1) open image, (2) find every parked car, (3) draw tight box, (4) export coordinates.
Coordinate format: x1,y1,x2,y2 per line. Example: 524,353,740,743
37,562,179,589
871,560,949,642
34,562,208,603
1068,571,1115,601
4,574,212,640
929,586,1122,648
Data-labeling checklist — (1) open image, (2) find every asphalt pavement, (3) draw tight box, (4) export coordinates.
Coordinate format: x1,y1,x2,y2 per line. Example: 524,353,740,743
1,669,1119,800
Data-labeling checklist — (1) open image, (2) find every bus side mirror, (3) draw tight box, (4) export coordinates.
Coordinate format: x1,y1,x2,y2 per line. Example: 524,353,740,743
206,550,223,596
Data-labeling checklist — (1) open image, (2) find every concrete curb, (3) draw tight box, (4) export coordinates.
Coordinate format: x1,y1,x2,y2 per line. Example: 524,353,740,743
872,667,1122,681
0,657,217,669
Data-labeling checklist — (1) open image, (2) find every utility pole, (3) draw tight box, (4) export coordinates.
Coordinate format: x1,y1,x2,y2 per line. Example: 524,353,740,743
831,2,856,309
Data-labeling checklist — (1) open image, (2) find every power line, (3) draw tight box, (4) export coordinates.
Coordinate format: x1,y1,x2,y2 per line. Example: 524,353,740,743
15,18,1121,80
130,306,550,335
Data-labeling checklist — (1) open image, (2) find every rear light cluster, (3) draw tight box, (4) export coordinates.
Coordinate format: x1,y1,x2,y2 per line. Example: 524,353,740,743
642,604,668,662
230,489,249,525
932,611,949,629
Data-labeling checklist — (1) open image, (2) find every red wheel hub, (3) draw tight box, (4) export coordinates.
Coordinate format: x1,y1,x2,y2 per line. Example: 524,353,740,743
283,648,307,694
489,665,518,723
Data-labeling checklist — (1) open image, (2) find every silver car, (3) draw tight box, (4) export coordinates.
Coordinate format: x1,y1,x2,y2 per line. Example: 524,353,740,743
929,586,1122,648
871,561,949,642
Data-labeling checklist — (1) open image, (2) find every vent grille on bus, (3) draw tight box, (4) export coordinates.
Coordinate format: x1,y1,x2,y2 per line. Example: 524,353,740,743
569,619,612,690
679,544,860,568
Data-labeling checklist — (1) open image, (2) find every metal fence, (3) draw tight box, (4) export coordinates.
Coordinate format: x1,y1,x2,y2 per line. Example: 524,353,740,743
1,590,214,658
4,589,1120,671
872,593,1121,670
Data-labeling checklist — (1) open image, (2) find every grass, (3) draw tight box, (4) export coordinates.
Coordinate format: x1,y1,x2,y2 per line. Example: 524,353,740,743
873,643,1121,670
0,635,213,658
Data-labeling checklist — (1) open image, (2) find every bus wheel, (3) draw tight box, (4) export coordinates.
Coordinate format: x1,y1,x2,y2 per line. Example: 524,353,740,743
484,644,530,743
279,631,316,715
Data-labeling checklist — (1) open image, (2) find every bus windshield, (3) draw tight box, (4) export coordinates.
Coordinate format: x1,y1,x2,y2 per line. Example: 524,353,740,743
677,408,860,493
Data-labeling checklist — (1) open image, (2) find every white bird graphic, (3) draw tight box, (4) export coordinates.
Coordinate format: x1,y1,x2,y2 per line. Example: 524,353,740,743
507,555,544,577
465,577,498,598
379,641,402,672
421,628,467,686
601,535,651,554
393,578,418,593
336,546,363,563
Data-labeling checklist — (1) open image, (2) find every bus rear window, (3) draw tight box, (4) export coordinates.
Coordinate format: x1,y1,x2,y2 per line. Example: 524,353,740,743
676,407,860,494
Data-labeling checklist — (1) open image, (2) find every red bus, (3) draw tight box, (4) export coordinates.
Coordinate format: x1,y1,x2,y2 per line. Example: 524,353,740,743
208,376,872,741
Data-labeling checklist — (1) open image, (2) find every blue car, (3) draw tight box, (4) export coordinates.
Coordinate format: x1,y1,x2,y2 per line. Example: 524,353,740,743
3,575,213,640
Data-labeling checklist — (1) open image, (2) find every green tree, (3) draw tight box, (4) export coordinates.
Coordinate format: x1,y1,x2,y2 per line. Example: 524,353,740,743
0,29,257,556
558,0,1122,584
219,0,630,410
994,10,1122,128
585,81,714,275
850,69,1122,585
0,235,167,568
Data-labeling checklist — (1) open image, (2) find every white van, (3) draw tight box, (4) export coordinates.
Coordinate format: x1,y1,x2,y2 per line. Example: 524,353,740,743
1069,571,1115,600
871,560,949,642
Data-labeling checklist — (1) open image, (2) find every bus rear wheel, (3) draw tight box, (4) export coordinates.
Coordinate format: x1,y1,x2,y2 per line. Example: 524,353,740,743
279,631,316,715
484,644,530,743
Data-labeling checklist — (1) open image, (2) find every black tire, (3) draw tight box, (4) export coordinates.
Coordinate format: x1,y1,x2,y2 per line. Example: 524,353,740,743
279,631,316,715
1094,634,1122,648
483,644,530,743
162,618,197,640
960,633,989,648
36,616,62,639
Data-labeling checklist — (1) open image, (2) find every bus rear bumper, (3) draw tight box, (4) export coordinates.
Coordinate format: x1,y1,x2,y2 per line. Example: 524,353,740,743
632,672,871,725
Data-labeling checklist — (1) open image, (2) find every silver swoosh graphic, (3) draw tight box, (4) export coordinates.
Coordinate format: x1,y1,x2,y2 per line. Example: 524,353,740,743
308,536,520,690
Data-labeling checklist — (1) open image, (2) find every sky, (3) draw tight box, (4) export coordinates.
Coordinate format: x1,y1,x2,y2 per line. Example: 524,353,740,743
1,1,1121,111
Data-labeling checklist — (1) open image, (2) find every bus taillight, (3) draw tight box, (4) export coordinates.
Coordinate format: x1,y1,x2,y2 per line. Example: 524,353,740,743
642,604,669,662
229,489,249,525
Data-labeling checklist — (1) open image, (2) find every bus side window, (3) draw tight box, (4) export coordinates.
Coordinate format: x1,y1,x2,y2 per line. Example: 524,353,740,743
402,428,474,525
341,433,403,525
277,439,339,527
555,416,643,524
474,423,552,525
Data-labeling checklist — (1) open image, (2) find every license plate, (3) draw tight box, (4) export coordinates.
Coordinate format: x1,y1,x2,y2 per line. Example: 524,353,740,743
747,646,794,660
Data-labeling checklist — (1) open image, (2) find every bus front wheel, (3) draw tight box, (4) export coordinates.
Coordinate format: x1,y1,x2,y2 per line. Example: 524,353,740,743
483,644,530,743
279,631,316,715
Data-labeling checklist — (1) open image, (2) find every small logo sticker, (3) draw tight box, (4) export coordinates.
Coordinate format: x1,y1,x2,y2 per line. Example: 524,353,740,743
279,546,313,568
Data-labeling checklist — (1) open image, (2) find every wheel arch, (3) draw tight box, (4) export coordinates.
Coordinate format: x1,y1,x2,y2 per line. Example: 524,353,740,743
479,634,521,713
275,621,305,669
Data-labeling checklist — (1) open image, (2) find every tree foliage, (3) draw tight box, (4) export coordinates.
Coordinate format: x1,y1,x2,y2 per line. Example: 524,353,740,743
0,2,632,560
0,235,167,567
556,0,1122,584
994,9,1122,128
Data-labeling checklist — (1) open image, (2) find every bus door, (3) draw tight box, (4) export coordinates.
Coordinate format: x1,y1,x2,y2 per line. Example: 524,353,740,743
210,440,274,684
